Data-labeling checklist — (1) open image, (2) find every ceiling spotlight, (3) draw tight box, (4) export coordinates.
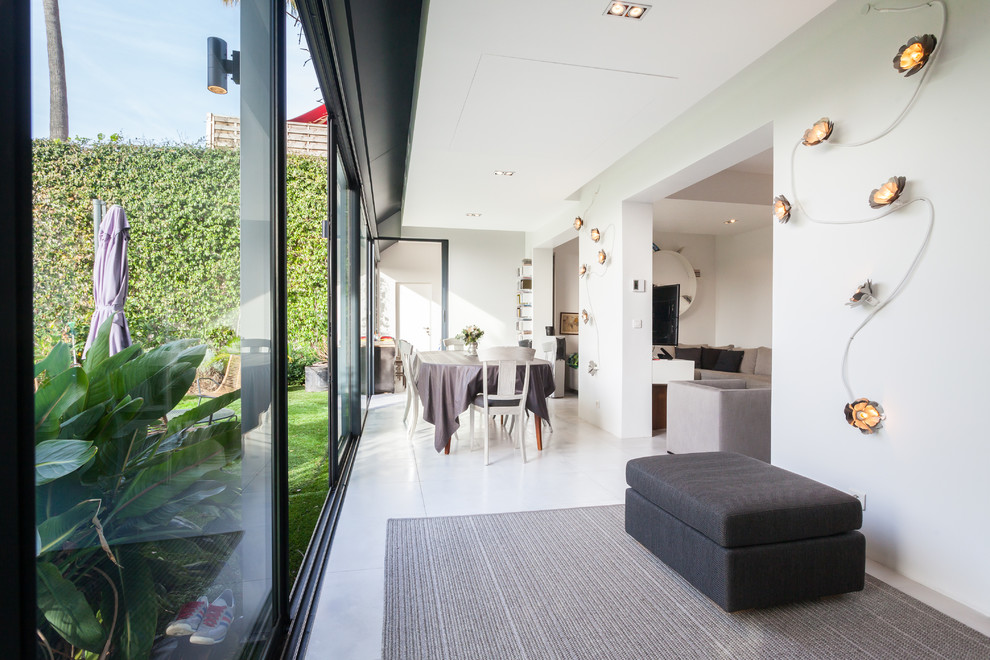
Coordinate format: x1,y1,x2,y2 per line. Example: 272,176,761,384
604,2,649,18
493,170,515,176
802,117,833,146
466,212,482,217
579,264,588,277
607,2,628,16
846,280,879,307
894,34,936,77
581,309,590,323
598,249,607,265
590,227,601,242
723,218,737,225
844,398,885,435
773,195,792,224
869,176,905,208
573,216,584,231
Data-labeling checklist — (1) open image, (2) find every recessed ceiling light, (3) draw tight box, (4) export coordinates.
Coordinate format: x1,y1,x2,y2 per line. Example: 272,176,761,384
604,2,649,19
493,170,515,176
607,2,628,16
466,212,482,217
724,218,737,225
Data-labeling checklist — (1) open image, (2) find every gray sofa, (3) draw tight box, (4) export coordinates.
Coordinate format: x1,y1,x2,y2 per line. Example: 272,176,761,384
666,379,771,462
656,344,772,386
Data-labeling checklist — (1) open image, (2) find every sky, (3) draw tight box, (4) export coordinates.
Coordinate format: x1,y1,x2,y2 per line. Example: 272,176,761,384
30,0,323,142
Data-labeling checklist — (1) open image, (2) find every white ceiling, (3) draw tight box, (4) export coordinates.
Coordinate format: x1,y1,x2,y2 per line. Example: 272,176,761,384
653,198,771,237
401,0,834,233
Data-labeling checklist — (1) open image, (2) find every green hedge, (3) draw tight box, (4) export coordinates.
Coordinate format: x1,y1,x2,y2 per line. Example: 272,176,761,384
33,138,328,370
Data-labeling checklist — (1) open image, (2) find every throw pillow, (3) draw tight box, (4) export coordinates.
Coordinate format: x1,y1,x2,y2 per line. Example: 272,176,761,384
712,349,743,373
700,347,723,370
674,346,702,368
738,348,758,374
755,346,773,376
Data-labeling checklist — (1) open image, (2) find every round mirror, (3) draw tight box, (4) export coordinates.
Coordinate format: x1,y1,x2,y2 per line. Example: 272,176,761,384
654,250,698,315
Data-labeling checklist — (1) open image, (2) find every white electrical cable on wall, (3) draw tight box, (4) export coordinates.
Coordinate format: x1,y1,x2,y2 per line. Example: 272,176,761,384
784,1,944,402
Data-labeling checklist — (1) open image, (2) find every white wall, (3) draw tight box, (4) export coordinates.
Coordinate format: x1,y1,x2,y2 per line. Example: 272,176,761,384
715,226,773,348
523,0,990,616
379,241,443,345
652,231,716,345
402,226,525,348
553,238,580,353
552,238,581,390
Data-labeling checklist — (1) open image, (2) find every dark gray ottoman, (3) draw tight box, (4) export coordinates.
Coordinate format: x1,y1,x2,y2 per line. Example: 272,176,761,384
625,451,865,612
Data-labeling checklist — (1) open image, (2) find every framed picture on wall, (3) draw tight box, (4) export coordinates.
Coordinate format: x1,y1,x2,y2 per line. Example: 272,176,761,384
560,312,579,335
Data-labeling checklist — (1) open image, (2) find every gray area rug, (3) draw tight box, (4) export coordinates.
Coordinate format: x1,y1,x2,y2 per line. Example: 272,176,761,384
382,505,990,660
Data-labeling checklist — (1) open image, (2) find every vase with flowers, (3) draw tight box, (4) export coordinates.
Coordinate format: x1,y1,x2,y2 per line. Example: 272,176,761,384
457,325,484,356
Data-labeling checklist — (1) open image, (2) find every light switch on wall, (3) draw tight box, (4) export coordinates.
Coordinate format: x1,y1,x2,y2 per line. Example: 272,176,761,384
632,319,642,329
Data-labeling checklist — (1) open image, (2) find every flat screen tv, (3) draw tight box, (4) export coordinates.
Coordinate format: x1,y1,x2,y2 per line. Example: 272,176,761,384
652,284,679,346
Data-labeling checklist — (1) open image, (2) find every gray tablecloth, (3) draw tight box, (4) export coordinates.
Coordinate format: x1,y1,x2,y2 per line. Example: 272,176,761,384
412,351,555,452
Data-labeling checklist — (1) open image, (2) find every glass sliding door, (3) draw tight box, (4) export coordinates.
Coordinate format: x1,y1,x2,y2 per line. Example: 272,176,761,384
30,0,286,657
360,217,371,408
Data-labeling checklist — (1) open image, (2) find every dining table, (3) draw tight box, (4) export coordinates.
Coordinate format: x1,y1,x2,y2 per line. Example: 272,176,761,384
410,350,555,454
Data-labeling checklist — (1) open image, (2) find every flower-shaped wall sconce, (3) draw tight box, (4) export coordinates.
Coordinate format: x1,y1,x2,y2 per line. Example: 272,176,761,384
844,398,885,434
573,216,584,231
581,309,590,324
590,228,601,242
802,117,833,146
894,34,936,77
579,264,588,277
846,280,879,307
587,360,598,376
597,249,607,265
869,176,905,208
773,195,791,224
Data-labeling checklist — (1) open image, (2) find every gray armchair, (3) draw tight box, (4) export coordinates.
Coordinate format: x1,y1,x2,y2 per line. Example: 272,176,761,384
666,379,771,462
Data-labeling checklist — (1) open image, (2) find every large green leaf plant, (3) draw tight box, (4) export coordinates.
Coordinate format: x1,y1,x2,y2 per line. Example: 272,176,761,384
34,319,241,659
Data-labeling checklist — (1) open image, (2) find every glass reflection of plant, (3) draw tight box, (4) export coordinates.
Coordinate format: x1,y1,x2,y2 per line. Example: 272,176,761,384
34,318,241,659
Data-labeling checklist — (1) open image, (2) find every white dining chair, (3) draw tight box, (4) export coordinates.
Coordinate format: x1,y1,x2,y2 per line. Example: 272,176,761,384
397,339,416,426
443,337,465,350
470,346,536,465
399,338,460,446
537,339,557,434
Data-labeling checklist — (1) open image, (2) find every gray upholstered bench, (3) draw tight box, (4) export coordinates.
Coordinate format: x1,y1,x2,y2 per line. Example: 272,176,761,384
625,451,865,612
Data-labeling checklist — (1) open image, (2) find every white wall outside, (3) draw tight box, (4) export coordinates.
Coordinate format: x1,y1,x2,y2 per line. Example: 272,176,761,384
379,241,443,347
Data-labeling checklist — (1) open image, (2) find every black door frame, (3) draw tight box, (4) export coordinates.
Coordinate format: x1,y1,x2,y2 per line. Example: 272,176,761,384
0,0,37,655
375,237,450,347
0,0,293,656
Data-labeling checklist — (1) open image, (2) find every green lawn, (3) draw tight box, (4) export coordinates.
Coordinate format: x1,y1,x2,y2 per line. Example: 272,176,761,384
285,386,331,580
179,385,330,582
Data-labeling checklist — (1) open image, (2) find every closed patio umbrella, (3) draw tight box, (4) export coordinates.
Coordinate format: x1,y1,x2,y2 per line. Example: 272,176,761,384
83,204,132,357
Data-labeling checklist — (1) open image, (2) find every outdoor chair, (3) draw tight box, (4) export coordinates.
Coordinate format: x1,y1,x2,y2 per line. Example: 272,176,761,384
192,354,241,424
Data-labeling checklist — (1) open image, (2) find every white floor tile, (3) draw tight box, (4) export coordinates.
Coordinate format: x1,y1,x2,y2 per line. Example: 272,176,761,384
303,392,990,657
305,568,384,660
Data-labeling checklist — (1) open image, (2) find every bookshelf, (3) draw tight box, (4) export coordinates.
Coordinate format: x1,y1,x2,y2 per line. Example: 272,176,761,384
516,258,533,341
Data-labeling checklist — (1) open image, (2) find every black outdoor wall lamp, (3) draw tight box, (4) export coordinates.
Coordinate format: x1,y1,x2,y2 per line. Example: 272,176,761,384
207,36,240,94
